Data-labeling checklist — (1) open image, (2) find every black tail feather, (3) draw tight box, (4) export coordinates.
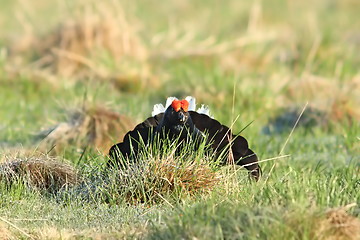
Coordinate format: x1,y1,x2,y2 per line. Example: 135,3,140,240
108,111,261,180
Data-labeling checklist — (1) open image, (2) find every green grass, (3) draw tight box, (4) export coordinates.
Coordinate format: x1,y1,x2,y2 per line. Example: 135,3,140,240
0,0,359,239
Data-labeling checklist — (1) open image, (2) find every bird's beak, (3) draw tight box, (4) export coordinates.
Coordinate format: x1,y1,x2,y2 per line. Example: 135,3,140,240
178,111,187,122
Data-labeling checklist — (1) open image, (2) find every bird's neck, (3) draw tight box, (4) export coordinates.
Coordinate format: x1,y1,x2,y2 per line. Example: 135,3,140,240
156,118,195,137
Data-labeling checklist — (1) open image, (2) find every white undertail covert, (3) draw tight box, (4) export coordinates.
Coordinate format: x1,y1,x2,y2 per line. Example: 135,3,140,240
151,96,212,117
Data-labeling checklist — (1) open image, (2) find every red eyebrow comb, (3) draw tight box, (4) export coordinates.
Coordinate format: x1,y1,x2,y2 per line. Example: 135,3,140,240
171,99,189,112
180,99,189,112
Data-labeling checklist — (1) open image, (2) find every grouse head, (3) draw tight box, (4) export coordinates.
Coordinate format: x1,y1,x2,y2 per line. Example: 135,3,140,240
157,99,194,134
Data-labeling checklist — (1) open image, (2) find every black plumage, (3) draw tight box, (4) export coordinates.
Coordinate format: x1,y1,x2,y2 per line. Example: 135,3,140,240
109,99,261,180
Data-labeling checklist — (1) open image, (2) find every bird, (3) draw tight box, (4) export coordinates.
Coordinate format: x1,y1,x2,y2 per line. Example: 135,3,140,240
109,97,261,180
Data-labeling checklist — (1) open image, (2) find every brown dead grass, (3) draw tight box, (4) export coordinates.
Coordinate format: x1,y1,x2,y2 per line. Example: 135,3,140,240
0,153,78,192
120,155,221,204
0,148,40,163
8,1,159,91
0,223,14,240
37,104,134,154
280,74,360,124
30,224,148,240
0,224,148,240
149,156,220,194
313,206,360,240
286,204,360,240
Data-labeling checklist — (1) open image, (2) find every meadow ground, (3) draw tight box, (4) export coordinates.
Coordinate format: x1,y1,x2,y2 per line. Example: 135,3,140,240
0,0,359,239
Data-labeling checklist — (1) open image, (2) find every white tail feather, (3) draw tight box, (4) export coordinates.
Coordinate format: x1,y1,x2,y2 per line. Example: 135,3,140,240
197,104,212,117
165,97,178,108
152,103,166,116
152,96,212,117
185,96,196,111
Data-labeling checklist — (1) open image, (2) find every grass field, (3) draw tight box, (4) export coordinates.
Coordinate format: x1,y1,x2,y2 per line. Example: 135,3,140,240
0,0,359,239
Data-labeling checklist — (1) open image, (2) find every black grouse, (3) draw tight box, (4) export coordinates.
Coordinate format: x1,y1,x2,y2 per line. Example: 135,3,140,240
109,97,261,180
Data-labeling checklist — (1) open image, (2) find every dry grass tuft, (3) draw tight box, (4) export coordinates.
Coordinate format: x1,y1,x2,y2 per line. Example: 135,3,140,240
0,153,78,192
0,148,39,163
117,155,221,204
148,156,220,194
285,204,360,240
33,227,76,240
150,1,275,62
31,224,148,240
8,1,158,91
37,105,134,154
313,205,360,240
278,74,360,125
0,223,14,240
